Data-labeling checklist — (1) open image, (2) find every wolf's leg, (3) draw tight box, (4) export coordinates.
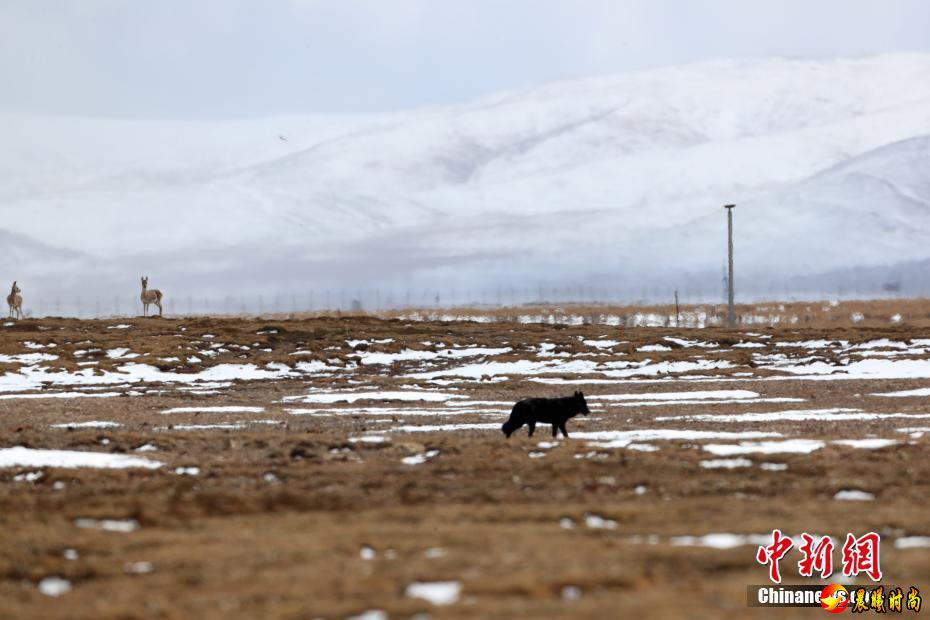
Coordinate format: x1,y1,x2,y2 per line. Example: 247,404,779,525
559,423,569,438
527,422,535,437
551,424,558,437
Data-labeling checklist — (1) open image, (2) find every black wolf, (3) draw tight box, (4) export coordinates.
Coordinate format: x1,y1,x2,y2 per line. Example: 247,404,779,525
502,391,591,438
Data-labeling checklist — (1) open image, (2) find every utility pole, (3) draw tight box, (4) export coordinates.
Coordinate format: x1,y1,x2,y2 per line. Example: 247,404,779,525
725,204,736,328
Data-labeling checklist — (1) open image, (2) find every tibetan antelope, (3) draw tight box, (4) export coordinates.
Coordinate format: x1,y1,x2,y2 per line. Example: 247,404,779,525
140,276,164,317
7,281,22,319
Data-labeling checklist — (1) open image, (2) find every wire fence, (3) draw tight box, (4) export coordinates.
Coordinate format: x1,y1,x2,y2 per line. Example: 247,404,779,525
9,283,922,320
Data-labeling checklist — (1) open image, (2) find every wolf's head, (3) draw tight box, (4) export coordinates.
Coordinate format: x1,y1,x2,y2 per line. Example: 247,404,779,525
501,418,520,438
574,390,590,415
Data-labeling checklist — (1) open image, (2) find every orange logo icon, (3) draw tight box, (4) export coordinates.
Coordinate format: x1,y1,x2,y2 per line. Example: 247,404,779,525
820,584,849,614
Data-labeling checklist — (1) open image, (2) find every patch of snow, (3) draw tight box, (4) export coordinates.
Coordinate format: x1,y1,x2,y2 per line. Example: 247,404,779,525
392,423,500,433
670,533,770,549
409,358,600,380
760,462,788,471
402,449,440,465
106,348,139,359
657,408,928,423
775,339,843,349
74,518,139,533
347,611,387,620
873,387,930,398
896,536,930,549
833,439,897,449
405,581,461,606
284,390,459,404
349,436,391,444
168,423,246,430
664,337,719,348
38,576,71,597
14,470,43,482
124,561,154,574
612,397,804,408
160,406,265,414
637,344,673,352
700,458,753,469
576,429,779,449
0,352,58,364
0,447,162,469
359,346,510,365
51,421,121,429
600,359,735,378
703,439,824,456
584,514,617,530
834,489,875,501
849,338,909,351
592,389,759,401
0,361,328,394
775,358,930,381
0,391,123,400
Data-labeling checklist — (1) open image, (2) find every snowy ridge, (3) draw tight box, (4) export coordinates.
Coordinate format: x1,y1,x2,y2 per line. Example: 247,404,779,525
2,54,930,297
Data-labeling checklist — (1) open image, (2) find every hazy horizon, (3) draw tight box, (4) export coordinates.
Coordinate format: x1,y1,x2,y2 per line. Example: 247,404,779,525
2,1,930,119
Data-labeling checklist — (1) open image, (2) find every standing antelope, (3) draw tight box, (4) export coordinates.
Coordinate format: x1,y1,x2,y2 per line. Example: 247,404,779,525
7,281,22,319
140,276,164,317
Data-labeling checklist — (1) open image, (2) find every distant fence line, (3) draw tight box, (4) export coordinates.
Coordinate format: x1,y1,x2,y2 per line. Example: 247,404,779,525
10,285,921,319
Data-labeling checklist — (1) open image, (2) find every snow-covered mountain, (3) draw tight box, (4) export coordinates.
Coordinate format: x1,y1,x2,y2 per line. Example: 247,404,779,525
2,53,930,307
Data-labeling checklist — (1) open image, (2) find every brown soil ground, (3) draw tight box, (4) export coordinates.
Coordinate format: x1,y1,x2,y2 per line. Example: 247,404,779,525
2,311,930,619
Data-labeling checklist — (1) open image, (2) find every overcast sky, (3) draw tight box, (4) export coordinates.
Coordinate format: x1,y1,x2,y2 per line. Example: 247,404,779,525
2,0,929,119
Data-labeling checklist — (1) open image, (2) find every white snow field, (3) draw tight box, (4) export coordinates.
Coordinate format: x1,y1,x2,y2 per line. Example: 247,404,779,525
1,54,930,295
0,447,163,470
